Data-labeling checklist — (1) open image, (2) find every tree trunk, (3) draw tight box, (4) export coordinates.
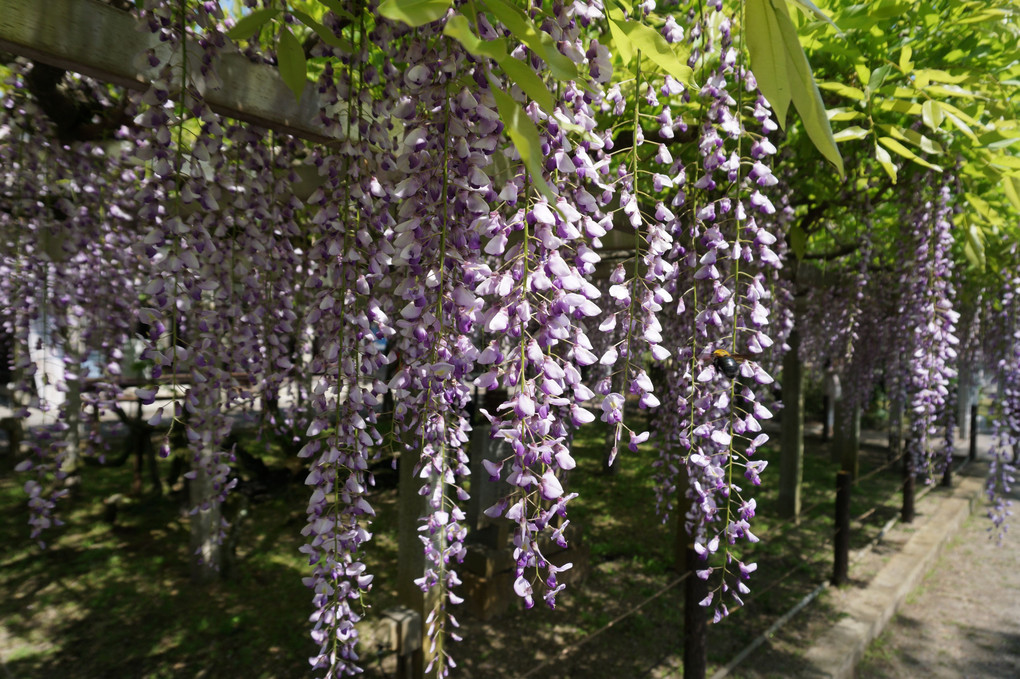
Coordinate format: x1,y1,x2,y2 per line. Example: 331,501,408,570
189,442,223,583
833,399,861,479
778,329,804,522
888,396,904,464
396,433,441,678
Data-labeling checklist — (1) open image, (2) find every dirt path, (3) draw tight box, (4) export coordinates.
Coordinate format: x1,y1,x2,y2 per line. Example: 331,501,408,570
857,479,1020,679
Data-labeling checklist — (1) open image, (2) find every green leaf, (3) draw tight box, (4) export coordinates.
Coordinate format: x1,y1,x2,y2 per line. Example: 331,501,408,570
921,100,944,130
943,109,979,143
789,223,807,260
378,0,452,27
746,0,792,125
746,0,843,175
876,98,922,116
443,15,506,59
913,68,970,85
986,153,1020,170
832,125,869,142
777,3,844,175
878,136,942,172
277,25,307,102
444,15,556,113
882,124,943,155
318,0,356,21
498,57,557,114
964,192,997,224
874,142,897,183
978,129,1020,151
608,18,694,84
1003,176,1020,213
290,9,353,51
827,107,863,122
226,8,280,40
816,81,865,101
483,0,578,81
866,64,892,95
938,101,977,126
925,84,982,99
898,44,913,73
606,9,634,64
963,218,985,269
786,0,842,35
489,81,556,202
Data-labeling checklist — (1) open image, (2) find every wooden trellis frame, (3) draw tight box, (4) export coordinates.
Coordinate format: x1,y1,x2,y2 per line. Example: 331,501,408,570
0,0,341,145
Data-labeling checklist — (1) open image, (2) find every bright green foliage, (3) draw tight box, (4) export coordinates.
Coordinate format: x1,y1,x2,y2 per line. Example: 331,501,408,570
777,0,1020,273
607,14,694,84
745,0,844,175
377,0,452,27
443,14,557,113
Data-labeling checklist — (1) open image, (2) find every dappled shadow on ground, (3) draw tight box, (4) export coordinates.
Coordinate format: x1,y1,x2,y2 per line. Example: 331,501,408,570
2,423,984,679
1,468,314,679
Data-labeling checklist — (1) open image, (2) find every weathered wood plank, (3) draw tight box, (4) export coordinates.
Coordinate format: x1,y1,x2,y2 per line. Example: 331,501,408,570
0,0,342,145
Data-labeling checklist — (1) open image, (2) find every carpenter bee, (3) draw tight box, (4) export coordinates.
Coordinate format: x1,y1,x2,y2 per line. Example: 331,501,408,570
710,349,753,379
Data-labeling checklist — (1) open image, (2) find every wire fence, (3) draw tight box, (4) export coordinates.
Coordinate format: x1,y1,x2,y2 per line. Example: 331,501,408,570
516,426,979,679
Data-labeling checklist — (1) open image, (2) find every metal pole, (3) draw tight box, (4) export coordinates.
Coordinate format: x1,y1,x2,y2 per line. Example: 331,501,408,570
832,471,851,586
901,442,915,524
969,403,978,462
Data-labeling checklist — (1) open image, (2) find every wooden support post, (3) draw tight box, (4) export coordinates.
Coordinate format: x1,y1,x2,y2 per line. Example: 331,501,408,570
969,404,978,462
189,442,223,583
901,442,915,524
832,471,851,586
941,457,953,487
834,400,861,479
822,364,839,442
675,466,706,679
0,416,24,467
957,362,971,439
821,395,831,441
396,439,440,679
778,329,804,522
888,397,904,465
684,549,708,679
941,410,954,488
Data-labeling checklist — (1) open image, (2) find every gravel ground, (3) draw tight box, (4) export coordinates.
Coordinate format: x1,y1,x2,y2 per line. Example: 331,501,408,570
857,477,1020,679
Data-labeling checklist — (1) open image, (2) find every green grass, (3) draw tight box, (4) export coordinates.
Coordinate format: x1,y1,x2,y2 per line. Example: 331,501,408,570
0,415,941,678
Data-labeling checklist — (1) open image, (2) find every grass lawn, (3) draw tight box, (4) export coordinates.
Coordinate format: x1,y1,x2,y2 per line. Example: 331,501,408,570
0,412,933,678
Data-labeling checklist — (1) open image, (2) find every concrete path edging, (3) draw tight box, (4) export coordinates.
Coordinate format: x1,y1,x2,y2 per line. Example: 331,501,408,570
799,470,985,678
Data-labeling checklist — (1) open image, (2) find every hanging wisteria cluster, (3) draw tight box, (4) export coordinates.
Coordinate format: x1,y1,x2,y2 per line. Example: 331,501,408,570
6,0,1019,677
0,0,787,669
986,259,1019,540
647,0,784,620
898,181,959,478
2,62,144,545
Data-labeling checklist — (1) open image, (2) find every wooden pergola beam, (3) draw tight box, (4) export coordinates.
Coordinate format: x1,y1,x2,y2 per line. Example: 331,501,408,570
0,0,342,145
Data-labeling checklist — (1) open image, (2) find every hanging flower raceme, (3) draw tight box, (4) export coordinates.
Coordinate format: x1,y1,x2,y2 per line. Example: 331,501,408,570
132,2,244,575
463,2,627,617
295,20,399,676
986,269,1019,541
377,19,492,673
653,3,781,621
2,62,145,545
900,181,959,479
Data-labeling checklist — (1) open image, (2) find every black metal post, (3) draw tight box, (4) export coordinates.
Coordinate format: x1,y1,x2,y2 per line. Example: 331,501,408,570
684,548,707,679
833,471,851,586
969,404,978,461
677,466,706,679
942,410,954,488
902,443,915,524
